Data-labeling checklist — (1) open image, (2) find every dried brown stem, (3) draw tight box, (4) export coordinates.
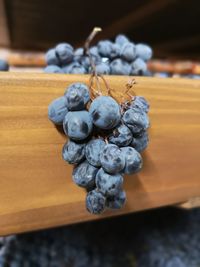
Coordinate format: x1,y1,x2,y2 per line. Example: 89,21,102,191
84,27,102,95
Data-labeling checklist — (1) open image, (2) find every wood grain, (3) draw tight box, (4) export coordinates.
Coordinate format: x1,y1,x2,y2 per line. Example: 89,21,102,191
0,72,200,236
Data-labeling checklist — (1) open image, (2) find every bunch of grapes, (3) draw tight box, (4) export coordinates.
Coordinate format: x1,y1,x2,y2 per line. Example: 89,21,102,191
44,33,152,76
48,75,150,214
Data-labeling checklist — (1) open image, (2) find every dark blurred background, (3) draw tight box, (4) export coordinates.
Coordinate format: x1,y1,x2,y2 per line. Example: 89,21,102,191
1,0,200,59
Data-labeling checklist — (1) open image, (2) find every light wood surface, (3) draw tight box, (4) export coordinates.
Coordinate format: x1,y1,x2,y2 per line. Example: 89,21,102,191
0,72,200,236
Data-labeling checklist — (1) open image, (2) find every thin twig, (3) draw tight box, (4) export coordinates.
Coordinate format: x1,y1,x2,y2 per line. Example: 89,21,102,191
84,27,102,95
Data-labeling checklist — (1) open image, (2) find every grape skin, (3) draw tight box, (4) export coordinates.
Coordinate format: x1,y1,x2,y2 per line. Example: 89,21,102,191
63,111,93,140
135,43,153,61
45,48,60,66
55,43,74,64
131,131,149,152
120,42,136,62
62,140,85,164
130,58,147,76
86,189,106,214
122,107,150,135
108,124,133,147
96,168,123,196
64,83,90,111
48,96,68,125
98,40,113,58
130,96,150,113
100,144,125,174
106,190,126,209
44,65,63,73
121,146,143,174
110,58,131,75
85,139,106,167
73,160,99,189
89,96,121,130
115,34,129,46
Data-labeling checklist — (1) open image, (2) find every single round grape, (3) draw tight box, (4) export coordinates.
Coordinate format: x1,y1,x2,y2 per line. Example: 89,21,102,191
100,144,125,174
130,96,149,113
122,107,149,134
130,58,147,75
120,42,136,62
135,43,153,61
63,111,93,140
110,59,131,75
86,189,106,214
121,146,142,174
89,96,121,130
109,43,120,59
90,46,99,57
98,40,113,57
108,124,132,147
73,160,98,189
131,131,149,152
95,62,110,75
74,47,84,57
45,48,60,65
115,34,129,46
48,96,68,124
106,190,126,209
0,59,9,71
80,54,101,70
62,140,85,164
96,168,123,196
85,139,106,167
55,43,74,65
44,65,63,73
64,83,90,111
67,62,86,74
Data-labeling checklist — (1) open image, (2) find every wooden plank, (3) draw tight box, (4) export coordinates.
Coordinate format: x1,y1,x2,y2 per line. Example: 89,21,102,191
0,0,10,46
0,73,200,236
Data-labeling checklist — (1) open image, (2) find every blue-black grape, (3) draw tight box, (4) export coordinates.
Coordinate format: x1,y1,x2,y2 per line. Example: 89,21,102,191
135,43,153,61
100,144,125,174
63,111,93,140
131,131,149,152
108,124,133,147
90,46,99,57
89,96,121,129
44,65,63,73
48,96,68,124
86,189,106,214
96,168,123,196
62,140,85,164
85,139,106,167
0,59,9,71
110,58,131,75
131,58,147,75
67,62,86,74
95,62,110,75
129,96,149,113
45,48,60,65
106,190,126,209
55,43,74,65
120,42,136,62
80,55,101,70
64,83,90,111
121,146,142,174
72,160,98,189
122,107,149,135
98,40,113,58
115,34,129,46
